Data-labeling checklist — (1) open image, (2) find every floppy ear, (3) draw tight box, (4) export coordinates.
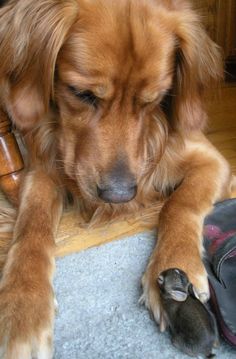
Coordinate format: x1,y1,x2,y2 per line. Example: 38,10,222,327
171,10,223,133
0,0,78,129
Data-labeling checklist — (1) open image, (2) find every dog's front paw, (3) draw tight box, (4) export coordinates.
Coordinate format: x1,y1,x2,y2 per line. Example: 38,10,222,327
184,261,209,303
0,283,55,359
140,252,209,331
140,269,165,330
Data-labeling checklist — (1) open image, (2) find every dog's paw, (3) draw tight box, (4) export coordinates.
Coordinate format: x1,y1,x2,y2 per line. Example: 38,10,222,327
188,267,209,303
140,270,163,328
0,284,55,359
140,253,209,329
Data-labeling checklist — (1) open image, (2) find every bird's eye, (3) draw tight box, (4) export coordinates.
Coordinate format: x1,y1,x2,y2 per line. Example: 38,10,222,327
157,275,164,286
68,86,99,107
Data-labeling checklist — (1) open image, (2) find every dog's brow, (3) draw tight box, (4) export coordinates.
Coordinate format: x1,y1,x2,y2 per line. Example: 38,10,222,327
59,69,114,99
139,76,172,102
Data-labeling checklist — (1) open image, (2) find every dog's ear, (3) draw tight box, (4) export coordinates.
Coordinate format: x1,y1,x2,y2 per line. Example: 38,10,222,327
171,9,223,133
0,0,78,129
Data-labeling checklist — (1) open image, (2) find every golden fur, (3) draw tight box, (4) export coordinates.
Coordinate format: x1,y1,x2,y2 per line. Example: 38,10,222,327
0,0,234,357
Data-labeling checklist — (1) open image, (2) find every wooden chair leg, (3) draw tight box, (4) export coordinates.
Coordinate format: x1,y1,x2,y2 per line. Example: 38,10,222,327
0,110,24,204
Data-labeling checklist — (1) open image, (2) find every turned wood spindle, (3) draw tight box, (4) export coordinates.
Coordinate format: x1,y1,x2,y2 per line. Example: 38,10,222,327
0,110,24,204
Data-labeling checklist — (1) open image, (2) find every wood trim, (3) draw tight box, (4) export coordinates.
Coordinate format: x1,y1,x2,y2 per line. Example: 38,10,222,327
216,0,236,60
0,112,24,203
193,0,236,61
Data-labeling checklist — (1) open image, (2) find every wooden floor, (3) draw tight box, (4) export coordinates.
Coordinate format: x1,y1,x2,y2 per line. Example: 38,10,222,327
1,85,236,257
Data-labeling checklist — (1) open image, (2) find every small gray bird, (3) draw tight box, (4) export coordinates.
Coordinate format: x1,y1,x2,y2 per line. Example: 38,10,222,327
157,268,219,358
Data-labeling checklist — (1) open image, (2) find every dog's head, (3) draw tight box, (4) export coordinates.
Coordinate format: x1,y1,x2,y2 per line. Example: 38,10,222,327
2,0,223,204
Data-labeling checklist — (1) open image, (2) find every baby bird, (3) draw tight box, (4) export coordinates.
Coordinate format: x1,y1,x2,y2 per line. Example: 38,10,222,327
157,268,219,358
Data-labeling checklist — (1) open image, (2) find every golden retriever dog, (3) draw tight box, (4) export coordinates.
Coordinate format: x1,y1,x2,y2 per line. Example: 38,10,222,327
0,0,234,357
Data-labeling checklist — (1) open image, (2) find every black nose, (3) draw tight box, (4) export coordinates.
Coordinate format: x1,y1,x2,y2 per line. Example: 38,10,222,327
97,183,137,203
97,160,137,203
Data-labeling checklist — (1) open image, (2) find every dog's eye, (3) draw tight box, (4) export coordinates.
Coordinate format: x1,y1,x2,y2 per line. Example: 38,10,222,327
68,86,98,107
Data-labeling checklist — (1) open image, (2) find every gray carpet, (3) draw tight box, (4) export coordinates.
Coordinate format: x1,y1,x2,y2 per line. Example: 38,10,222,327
54,232,236,359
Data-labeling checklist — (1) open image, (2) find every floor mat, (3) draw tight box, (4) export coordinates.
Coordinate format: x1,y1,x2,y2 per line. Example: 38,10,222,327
54,232,236,359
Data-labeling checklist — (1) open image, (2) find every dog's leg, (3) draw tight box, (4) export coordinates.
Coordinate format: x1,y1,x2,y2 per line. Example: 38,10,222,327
141,144,231,325
0,169,62,359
